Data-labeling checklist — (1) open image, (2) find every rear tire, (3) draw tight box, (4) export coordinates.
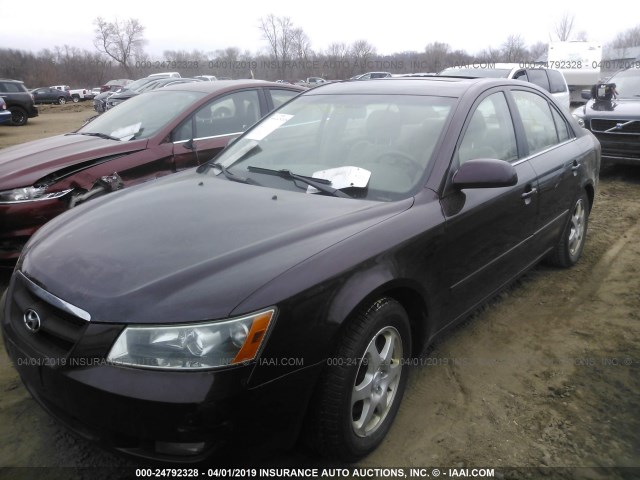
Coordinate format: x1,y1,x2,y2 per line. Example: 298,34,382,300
9,106,27,126
305,297,411,461
546,190,589,267
72,95,80,103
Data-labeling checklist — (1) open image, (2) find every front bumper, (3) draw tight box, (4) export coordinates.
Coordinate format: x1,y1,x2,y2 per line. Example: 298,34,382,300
1,279,319,462
0,198,68,267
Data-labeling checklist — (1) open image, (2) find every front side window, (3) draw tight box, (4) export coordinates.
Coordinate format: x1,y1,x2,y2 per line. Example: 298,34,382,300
173,90,260,142
458,92,518,164
512,90,561,155
212,94,455,201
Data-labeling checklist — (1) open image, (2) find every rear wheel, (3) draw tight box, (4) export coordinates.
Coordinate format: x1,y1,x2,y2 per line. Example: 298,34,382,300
306,297,411,461
9,106,27,126
546,190,589,267
72,95,80,103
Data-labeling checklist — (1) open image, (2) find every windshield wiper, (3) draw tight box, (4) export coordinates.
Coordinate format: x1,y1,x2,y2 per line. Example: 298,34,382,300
76,131,121,141
246,166,351,198
210,162,254,184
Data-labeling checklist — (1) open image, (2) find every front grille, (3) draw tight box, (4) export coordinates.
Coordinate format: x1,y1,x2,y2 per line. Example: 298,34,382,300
591,118,640,134
594,133,640,161
9,272,89,361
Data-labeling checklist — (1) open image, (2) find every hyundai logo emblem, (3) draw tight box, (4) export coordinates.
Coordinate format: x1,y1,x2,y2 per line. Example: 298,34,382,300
23,309,42,333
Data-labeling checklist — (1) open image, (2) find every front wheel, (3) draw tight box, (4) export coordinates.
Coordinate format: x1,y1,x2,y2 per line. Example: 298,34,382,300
306,297,411,461
57,97,66,105
546,190,590,267
72,95,80,103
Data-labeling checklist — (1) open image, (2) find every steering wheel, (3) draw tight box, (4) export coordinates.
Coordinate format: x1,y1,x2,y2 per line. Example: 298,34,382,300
372,149,423,176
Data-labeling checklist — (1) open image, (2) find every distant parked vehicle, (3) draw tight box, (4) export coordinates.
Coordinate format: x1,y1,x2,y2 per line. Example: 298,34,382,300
439,63,570,110
147,72,181,78
30,87,73,105
0,78,39,126
0,97,12,125
195,75,218,81
50,85,91,102
100,79,133,93
105,77,203,111
351,72,392,80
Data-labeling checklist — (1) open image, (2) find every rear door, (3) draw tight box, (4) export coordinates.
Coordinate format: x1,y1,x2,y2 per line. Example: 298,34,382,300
441,89,540,320
508,88,582,252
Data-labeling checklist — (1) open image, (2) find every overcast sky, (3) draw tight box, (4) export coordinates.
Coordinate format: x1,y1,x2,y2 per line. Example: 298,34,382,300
1,0,639,57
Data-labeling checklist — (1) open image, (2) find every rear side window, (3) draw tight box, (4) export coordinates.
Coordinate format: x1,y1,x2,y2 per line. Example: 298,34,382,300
512,90,561,154
526,69,550,92
0,82,26,93
547,69,567,94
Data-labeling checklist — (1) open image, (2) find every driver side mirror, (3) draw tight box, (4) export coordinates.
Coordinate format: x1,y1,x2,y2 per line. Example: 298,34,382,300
453,158,518,189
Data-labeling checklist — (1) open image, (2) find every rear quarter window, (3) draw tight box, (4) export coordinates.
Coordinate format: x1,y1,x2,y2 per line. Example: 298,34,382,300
547,69,568,94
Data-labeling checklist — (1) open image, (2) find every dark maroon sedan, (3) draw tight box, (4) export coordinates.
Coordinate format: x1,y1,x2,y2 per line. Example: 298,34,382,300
0,81,304,266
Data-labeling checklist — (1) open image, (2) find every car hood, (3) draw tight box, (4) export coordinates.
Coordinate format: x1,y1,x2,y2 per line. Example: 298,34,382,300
0,134,147,189
582,98,640,119
21,171,413,324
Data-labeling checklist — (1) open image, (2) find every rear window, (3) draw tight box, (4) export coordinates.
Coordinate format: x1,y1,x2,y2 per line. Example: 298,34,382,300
547,70,567,94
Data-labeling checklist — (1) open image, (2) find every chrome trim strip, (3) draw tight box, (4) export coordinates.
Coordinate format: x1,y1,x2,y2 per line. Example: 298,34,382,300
173,132,242,144
18,271,91,322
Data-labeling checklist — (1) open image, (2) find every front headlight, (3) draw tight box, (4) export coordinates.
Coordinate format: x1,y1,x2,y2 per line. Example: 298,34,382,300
107,309,276,370
0,186,72,204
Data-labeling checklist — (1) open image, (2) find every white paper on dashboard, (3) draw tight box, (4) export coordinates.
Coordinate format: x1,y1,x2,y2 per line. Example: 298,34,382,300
306,166,371,194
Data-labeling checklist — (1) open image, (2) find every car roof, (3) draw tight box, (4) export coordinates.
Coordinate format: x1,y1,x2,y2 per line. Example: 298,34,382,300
304,76,493,97
160,79,306,94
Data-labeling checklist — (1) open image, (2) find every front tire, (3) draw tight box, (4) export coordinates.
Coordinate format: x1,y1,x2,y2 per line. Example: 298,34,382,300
546,190,589,267
57,97,66,105
72,95,80,103
306,298,411,461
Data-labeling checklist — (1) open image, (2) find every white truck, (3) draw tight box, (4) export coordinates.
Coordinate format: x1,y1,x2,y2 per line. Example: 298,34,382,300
51,85,94,102
547,41,603,104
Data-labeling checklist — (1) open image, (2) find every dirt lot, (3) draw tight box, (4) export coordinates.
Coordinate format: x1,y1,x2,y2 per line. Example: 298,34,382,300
0,106,638,478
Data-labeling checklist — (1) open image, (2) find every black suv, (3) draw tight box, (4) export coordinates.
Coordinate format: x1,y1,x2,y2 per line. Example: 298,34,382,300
0,79,39,126
574,67,640,165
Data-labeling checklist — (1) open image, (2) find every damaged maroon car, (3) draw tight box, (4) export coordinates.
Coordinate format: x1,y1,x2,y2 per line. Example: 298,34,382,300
0,80,304,266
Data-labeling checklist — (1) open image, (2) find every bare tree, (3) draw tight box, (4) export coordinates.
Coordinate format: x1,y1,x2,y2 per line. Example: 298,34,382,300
93,17,146,77
554,13,575,41
478,45,502,63
424,42,450,72
528,41,548,62
259,14,296,79
351,40,376,74
502,34,526,62
611,25,640,49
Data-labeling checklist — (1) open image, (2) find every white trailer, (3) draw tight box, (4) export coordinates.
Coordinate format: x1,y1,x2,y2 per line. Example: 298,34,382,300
547,41,603,103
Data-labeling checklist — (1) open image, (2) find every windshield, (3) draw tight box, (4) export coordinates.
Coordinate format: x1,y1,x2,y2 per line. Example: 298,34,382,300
77,90,206,141
608,68,640,98
440,68,512,78
212,94,455,201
